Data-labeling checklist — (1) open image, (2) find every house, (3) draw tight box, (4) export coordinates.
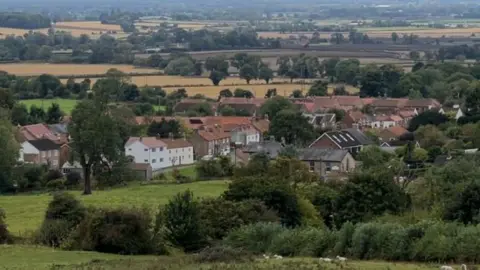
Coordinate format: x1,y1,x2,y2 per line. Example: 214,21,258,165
62,161,84,178
303,113,336,129
230,124,260,146
218,97,266,116
311,96,341,112
335,96,364,110
18,124,63,143
403,98,441,113
189,125,231,158
297,148,355,177
370,98,407,113
378,126,409,143
251,118,270,140
309,128,374,156
398,110,417,126
365,114,404,129
242,139,284,160
20,139,62,169
162,138,195,167
342,111,366,129
125,137,169,172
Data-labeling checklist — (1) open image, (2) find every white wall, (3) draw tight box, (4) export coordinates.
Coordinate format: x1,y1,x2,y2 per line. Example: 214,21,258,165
168,146,194,167
21,141,39,155
246,131,260,145
125,140,169,171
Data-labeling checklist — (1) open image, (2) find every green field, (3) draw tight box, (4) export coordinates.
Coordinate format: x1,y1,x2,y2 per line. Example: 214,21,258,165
0,180,229,235
0,245,470,270
19,99,78,114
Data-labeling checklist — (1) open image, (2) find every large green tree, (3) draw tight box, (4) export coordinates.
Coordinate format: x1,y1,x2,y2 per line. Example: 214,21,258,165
259,96,295,120
0,116,19,193
269,109,315,145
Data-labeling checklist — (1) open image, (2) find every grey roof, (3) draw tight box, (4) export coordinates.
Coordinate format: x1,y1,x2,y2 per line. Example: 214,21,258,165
49,124,68,134
28,139,60,151
325,128,373,148
242,141,284,159
380,146,399,154
303,113,336,125
298,148,349,162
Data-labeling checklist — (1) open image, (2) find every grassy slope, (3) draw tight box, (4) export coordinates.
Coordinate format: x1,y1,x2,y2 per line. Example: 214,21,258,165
0,180,229,235
0,246,469,270
19,99,78,114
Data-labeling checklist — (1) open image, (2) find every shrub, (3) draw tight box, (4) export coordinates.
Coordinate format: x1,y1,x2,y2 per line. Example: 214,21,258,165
45,193,86,225
297,197,324,228
44,170,64,183
46,179,66,191
333,221,355,256
224,223,286,254
412,221,458,262
36,219,72,247
72,207,155,255
198,198,278,240
196,245,253,263
65,172,81,188
164,190,207,252
0,208,10,244
268,227,330,257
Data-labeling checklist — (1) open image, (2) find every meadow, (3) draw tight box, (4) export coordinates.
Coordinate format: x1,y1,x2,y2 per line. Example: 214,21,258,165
0,180,229,235
19,99,78,114
0,63,159,76
0,245,470,270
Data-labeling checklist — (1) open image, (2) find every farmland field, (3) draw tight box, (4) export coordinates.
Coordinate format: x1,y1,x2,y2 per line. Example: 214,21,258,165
0,63,159,76
164,83,359,98
0,27,48,37
0,246,471,270
19,99,78,114
54,21,122,32
0,180,229,235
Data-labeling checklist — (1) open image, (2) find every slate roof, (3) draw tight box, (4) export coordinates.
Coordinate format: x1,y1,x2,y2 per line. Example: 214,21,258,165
28,139,61,151
297,148,349,162
320,128,374,148
242,140,284,159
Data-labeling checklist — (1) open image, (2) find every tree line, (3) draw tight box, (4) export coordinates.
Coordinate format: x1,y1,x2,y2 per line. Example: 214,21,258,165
0,13,50,29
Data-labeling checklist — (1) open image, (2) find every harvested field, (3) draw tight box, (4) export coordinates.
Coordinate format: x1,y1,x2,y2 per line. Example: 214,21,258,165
62,76,314,87
0,27,48,37
0,64,159,76
54,21,122,32
164,83,359,98
359,27,480,37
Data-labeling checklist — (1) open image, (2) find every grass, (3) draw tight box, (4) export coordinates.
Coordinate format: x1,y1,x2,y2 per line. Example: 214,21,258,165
19,99,79,114
0,180,229,235
0,246,471,270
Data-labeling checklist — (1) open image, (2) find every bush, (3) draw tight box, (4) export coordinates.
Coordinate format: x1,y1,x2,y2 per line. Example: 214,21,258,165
36,219,72,247
46,179,66,191
196,245,253,263
297,197,324,228
198,198,278,240
45,193,86,225
0,208,10,244
268,227,332,257
44,170,63,183
65,172,81,188
333,221,355,256
164,190,207,252
224,223,286,254
70,207,156,255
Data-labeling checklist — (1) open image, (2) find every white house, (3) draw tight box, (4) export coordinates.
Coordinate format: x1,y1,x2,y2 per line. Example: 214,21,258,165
163,139,195,167
125,137,169,172
230,124,260,146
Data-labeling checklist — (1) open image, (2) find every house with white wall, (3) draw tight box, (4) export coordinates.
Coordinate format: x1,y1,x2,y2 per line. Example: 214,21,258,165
230,124,260,146
163,139,195,167
20,139,61,169
125,137,169,172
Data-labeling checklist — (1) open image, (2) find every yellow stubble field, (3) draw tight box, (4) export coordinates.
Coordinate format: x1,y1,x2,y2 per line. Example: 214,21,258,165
0,64,159,76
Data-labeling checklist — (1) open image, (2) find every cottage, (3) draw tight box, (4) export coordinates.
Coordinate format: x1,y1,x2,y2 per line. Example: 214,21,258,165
242,139,284,160
230,124,260,146
20,139,62,169
309,128,374,156
297,148,355,177
125,137,169,172
189,125,231,158
162,138,195,167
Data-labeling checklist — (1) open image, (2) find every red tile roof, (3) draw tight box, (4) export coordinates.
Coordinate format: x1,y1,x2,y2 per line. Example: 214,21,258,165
348,111,365,122
390,115,403,122
361,98,376,105
204,116,252,126
197,126,231,141
161,138,193,149
398,110,417,118
20,124,59,142
335,96,363,108
219,97,266,107
312,97,340,111
251,118,270,133
386,126,408,137
126,137,167,148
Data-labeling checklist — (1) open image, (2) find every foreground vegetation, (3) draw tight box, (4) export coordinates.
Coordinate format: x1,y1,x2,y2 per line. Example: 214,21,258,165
0,245,469,270
0,180,228,235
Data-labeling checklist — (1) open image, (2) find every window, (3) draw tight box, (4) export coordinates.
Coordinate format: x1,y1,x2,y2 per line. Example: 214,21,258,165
189,148,191,151
152,148,156,152
128,148,132,151
188,155,191,158
309,161,315,172
52,160,58,166
326,162,332,172
144,148,148,152
160,158,163,162
176,149,178,153
169,150,171,154
152,159,156,163
160,147,164,151
144,159,148,163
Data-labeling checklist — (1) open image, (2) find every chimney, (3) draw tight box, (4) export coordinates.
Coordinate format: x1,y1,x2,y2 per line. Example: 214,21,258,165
139,136,143,142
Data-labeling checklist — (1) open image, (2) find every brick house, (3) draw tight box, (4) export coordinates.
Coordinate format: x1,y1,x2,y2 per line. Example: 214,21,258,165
189,125,231,158
309,128,374,156
20,139,62,169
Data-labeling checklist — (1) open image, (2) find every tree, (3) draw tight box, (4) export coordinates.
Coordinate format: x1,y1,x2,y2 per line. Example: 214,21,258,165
209,70,226,86
205,55,229,75
335,59,360,85
414,125,447,150
409,51,421,61
194,62,203,76
29,105,46,124
269,109,315,145
323,57,340,78
188,102,214,116
307,80,328,96
444,181,480,224
0,117,19,193
69,98,127,195
258,66,274,84
290,90,303,98
0,88,14,110
286,69,300,83
391,32,399,44
259,96,295,120
408,111,448,132
218,89,233,100
330,32,345,44
277,56,291,77
45,103,64,124
335,171,411,225
164,57,195,76
233,89,254,98
164,190,206,251
146,119,182,138
333,85,348,95
356,146,394,169
239,64,256,84
465,81,480,113
219,105,236,116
